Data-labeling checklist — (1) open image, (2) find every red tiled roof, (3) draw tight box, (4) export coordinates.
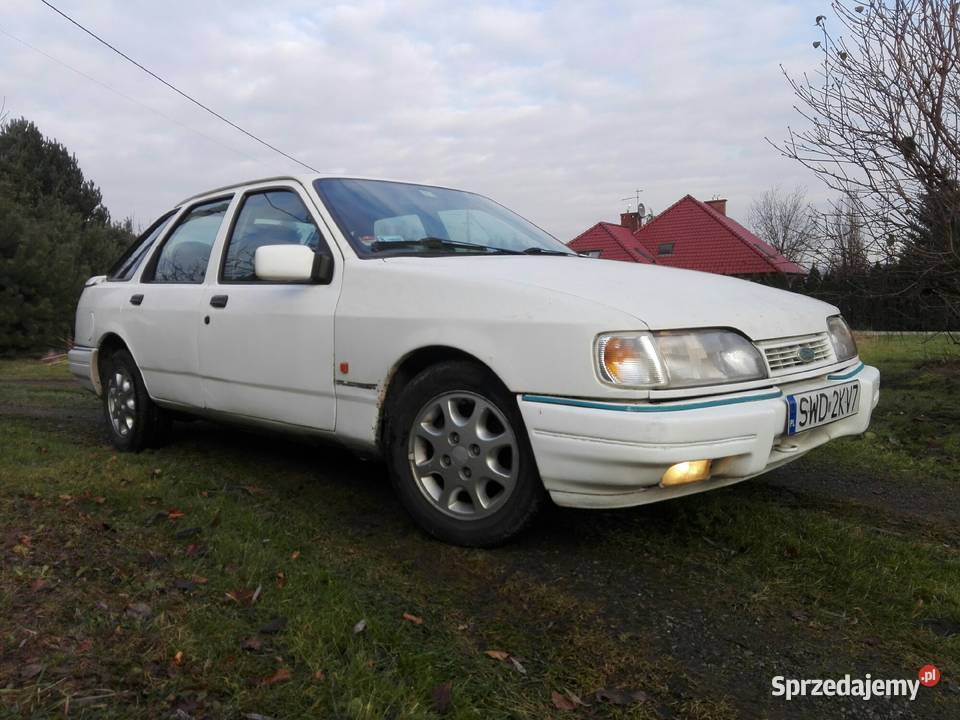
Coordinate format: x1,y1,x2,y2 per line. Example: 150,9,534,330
568,222,657,264
633,195,806,275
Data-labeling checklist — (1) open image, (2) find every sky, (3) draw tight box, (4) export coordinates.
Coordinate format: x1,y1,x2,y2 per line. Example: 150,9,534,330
1,0,832,240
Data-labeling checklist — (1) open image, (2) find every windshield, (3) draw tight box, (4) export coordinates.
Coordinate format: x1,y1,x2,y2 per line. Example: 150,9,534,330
313,178,573,257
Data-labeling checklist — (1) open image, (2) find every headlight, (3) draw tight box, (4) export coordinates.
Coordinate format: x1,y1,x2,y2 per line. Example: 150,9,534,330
826,315,857,361
596,330,767,389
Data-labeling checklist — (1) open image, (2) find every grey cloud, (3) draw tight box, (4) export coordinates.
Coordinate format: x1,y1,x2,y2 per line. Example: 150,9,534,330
0,0,828,238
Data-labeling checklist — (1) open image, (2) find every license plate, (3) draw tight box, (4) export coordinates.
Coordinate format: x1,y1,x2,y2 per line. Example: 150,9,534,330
785,380,860,435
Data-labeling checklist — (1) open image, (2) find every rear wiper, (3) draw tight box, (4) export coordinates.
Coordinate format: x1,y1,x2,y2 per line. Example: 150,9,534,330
370,237,521,254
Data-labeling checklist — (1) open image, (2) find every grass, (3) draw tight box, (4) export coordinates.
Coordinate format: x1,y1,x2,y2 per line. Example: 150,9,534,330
811,333,960,480
1,338,959,718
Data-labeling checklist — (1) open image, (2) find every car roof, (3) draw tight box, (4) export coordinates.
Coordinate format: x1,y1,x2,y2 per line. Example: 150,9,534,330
174,174,450,206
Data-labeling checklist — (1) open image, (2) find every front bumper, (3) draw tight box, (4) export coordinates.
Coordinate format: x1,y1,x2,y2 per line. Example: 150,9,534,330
67,345,100,395
518,362,880,509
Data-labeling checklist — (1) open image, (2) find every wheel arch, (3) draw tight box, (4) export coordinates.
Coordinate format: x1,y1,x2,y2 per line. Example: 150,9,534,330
95,333,140,389
376,345,511,453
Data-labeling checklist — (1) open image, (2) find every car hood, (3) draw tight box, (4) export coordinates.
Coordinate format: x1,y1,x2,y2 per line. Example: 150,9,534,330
384,255,835,340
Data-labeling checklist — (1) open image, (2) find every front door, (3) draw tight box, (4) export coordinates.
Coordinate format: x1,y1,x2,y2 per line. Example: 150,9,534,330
198,185,340,431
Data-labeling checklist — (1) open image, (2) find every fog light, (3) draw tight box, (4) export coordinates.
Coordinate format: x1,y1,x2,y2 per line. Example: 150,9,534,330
661,460,712,487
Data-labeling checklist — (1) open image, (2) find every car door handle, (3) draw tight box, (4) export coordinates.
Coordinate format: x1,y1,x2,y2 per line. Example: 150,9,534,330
209,295,229,309
129,294,144,306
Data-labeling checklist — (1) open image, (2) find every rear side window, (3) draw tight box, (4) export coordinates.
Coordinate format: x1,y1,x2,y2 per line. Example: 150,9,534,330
107,211,175,281
221,190,326,282
149,198,231,283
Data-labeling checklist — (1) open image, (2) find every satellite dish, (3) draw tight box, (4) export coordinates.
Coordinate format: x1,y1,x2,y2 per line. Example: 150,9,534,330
637,203,645,217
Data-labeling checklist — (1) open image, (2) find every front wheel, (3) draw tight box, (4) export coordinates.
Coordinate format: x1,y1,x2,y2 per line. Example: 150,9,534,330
100,349,171,452
385,361,544,546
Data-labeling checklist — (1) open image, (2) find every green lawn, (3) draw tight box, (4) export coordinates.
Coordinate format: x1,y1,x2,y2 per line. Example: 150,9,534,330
813,333,960,480
1,337,958,718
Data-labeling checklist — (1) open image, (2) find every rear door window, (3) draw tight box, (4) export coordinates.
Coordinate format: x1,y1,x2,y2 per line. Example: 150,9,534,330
148,198,231,283
107,211,176,281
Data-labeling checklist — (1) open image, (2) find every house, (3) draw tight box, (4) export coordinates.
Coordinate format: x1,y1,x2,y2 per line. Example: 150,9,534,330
569,195,806,278
568,218,657,264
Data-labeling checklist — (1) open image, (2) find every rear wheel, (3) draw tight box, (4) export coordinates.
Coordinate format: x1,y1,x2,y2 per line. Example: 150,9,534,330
385,361,544,546
100,349,171,452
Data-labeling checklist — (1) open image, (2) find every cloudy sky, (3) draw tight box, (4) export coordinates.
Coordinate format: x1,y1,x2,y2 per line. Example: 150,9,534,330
2,0,830,240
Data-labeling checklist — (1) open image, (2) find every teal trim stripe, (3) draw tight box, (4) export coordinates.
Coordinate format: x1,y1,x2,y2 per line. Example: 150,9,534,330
827,362,864,381
521,389,783,413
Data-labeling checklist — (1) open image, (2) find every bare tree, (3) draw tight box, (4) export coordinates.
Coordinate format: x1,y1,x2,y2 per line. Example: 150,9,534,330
823,195,871,276
748,186,815,264
771,1,960,323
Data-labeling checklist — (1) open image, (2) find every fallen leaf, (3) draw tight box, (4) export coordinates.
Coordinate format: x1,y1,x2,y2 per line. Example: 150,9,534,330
241,637,263,652
313,670,326,681
167,509,185,521
275,571,287,590
19,535,32,547
595,687,648,706
563,689,588,707
243,485,266,495
185,544,202,557
353,619,367,634
94,496,106,505
259,616,287,635
30,578,50,592
551,690,577,711
225,588,257,606
290,550,301,561
173,650,184,666
402,612,424,626
432,681,453,714
174,527,201,540
510,657,527,674
191,575,208,585
484,650,510,662
77,638,93,653
20,663,44,681
125,602,152,620
261,667,292,686
152,468,163,477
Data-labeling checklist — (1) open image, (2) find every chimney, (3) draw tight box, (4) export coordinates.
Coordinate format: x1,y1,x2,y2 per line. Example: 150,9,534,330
704,198,727,216
620,211,642,233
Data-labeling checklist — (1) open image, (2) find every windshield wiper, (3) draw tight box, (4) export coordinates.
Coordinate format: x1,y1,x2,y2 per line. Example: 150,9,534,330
521,247,573,256
369,237,522,254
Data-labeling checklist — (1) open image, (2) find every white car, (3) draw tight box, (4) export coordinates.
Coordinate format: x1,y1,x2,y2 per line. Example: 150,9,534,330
68,176,879,545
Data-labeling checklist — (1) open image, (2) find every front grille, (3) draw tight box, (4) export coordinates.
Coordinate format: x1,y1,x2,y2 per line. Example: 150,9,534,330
760,333,834,374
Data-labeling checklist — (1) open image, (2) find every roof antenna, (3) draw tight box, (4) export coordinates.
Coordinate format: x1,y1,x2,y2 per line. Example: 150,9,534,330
620,188,643,213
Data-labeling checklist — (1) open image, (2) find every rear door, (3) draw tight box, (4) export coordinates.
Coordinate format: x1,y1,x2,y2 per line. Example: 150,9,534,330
122,196,233,406
197,182,340,430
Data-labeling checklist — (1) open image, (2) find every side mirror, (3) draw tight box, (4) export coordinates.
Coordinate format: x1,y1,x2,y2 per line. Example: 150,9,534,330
254,245,334,284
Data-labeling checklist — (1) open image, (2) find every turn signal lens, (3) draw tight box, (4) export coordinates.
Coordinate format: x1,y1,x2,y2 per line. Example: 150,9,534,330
596,333,666,387
661,460,712,487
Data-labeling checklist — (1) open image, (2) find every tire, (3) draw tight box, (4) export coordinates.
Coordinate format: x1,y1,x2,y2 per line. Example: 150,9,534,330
385,360,544,547
100,348,171,452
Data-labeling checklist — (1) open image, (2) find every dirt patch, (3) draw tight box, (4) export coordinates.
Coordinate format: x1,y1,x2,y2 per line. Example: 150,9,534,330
916,358,960,378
